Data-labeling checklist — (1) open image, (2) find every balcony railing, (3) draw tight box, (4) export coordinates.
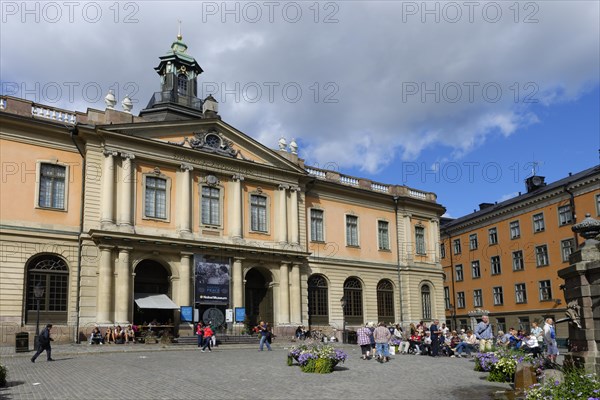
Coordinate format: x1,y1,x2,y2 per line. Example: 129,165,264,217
31,105,76,124
145,90,203,111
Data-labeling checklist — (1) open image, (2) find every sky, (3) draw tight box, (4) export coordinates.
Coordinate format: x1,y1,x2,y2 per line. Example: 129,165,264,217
1,1,599,217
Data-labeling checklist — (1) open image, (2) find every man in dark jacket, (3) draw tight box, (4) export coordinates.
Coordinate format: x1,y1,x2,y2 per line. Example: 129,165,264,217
31,324,54,362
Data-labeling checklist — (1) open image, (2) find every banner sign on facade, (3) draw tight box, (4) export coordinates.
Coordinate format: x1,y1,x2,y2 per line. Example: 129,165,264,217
235,307,246,323
180,306,193,322
226,308,233,323
194,255,230,305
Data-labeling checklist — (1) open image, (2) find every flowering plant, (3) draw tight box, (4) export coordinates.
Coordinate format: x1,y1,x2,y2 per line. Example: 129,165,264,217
390,338,402,346
525,368,600,400
474,348,533,382
287,344,348,373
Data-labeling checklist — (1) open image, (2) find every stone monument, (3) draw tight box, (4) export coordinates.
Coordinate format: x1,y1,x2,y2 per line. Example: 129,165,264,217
557,214,600,374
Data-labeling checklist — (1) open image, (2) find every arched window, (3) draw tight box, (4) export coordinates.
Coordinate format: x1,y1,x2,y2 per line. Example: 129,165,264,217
26,255,69,323
377,280,394,322
177,73,188,95
308,274,328,324
421,285,432,321
343,277,363,324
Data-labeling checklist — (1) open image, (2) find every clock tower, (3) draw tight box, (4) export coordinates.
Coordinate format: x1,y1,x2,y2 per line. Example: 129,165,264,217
140,32,212,121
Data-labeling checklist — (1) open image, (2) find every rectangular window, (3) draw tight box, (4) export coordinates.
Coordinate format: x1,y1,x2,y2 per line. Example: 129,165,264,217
440,243,446,259
471,261,481,279
533,213,545,233
457,292,465,309
250,194,267,232
491,256,502,275
455,264,464,282
535,245,549,267
201,186,220,226
558,205,573,226
469,234,478,250
515,283,527,304
512,250,524,271
346,215,359,246
561,238,575,262
596,194,600,216
473,289,483,308
539,280,552,301
510,220,521,239
518,317,530,334
496,317,506,334
493,286,504,306
310,209,324,242
378,221,390,250
145,176,167,219
444,287,451,310
39,164,66,209
415,226,426,254
453,239,462,254
488,227,498,245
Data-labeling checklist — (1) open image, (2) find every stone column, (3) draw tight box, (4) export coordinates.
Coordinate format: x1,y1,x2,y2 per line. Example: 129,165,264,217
179,253,193,306
403,214,413,262
290,263,302,324
232,257,244,309
97,246,114,323
118,152,135,228
115,248,131,324
430,218,440,262
279,262,290,324
230,175,244,239
289,186,300,245
277,185,289,244
178,163,194,234
101,150,118,225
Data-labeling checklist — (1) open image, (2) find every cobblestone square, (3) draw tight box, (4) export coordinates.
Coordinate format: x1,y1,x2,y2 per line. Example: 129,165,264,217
0,344,510,399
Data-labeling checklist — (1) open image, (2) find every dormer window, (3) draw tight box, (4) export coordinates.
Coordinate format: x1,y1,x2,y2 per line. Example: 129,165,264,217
177,73,188,95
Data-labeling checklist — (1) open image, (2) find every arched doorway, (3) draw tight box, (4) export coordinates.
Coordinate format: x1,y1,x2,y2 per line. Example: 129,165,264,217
308,274,329,325
244,268,273,327
134,260,172,325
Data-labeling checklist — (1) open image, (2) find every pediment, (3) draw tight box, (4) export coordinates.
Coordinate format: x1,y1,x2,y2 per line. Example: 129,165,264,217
100,120,305,174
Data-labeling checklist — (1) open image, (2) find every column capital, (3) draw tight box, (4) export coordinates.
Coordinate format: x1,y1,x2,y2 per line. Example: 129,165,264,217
180,252,194,257
289,185,301,192
103,149,119,157
278,184,290,190
232,174,244,181
233,257,246,262
117,247,133,253
120,152,135,160
180,163,194,172
99,244,115,251
280,260,292,266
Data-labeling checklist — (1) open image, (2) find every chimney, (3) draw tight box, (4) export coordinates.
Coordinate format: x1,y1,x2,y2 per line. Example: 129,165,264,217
479,202,494,211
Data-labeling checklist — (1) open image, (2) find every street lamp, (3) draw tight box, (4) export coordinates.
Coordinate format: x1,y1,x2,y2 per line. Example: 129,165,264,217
340,296,347,344
33,283,45,348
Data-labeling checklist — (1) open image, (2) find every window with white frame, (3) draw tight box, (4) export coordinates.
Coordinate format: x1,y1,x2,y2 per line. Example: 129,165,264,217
455,264,464,282
469,233,478,250
510,220,521,239
421,285,432,320
488,227,498,245
473,289,483,307
201,186,220,226
493,286,504,305
457,292,465,308
453,238,462,254
515,283,527,304
444,287,451,310
512,250,524,271
535,245,549,267
144,176,167,219
310,209,324,242
533,213,545,233
561,238,575,262
346,215,359,246
415,225,426,254
38,163,66,209
471,260,481,279
491,256,502,275
378,220,390,250
558,205,573,226
539,280,552,301
250,194,268,232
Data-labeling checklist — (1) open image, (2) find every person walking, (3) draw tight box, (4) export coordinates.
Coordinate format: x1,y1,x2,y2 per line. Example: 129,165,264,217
258,321,272,351
543,318,558,362
357,323,374,360
201,324,213,352
196,322,204,348
475,315,494,352
430,319,441,357
31,324,54,363
373,322,391,363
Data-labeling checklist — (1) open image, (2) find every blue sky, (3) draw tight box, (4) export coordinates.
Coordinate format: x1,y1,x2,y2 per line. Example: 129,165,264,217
1,1,598,218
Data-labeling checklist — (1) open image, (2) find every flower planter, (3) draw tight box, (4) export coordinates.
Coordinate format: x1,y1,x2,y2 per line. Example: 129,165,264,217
288,344,347,374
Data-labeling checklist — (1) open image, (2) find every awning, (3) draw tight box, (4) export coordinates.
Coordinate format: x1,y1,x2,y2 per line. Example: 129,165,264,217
134,293,180,310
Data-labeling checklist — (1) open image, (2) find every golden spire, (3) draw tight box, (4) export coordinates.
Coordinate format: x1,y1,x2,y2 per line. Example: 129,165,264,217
177,20,182,41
